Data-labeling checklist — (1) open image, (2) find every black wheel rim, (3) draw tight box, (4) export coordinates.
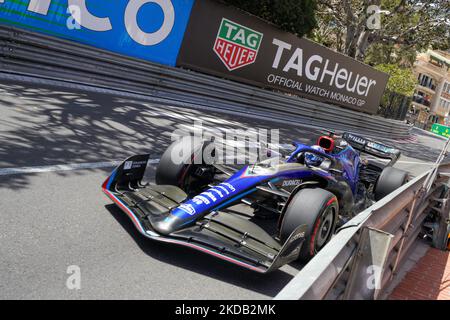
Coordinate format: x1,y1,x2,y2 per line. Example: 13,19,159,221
314,206,335,252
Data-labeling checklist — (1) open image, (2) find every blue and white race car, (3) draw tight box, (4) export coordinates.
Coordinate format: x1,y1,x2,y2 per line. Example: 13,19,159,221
102,132,407,273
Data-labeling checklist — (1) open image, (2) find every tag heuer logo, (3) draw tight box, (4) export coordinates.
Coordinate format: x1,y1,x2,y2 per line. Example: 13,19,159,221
213,18,263,71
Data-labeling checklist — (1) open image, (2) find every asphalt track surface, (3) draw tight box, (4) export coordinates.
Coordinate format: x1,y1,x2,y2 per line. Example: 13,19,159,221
0,79,448,299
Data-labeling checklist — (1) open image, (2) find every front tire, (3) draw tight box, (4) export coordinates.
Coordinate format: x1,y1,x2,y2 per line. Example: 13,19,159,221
155,137,214,193
280,188,338,262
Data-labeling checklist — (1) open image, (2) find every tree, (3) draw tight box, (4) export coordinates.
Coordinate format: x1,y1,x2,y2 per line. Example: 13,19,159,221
313,0,450,64
220,0,318,37
375,64,417,119
375,64,417,120
374,64,417,96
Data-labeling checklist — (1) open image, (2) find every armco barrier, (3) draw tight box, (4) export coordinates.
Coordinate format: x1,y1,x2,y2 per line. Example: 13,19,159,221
275,140,450,300
0,25,412,139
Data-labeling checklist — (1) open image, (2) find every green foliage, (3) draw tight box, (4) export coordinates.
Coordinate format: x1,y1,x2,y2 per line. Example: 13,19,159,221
364,43,417,68
220,0,318,37
314,0,450,63
374,64,417,96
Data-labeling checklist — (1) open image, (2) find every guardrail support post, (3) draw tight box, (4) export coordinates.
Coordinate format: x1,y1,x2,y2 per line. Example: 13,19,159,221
389,188,424,279
431,185,450,250
342,227,393,300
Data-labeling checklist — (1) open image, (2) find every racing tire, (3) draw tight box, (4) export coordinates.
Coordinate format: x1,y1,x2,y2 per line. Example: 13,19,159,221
374,167,408,201
280,188,338,262
155,137,215,192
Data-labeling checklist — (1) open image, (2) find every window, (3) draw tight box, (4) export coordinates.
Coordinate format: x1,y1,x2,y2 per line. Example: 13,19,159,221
440,99,450,113
418,74,436,90
444,82,450,95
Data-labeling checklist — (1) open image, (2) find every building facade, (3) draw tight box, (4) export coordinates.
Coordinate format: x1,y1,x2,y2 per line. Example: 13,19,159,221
410,50,450,128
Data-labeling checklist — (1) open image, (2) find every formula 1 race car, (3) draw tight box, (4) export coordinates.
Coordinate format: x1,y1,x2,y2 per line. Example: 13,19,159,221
102,132,408,273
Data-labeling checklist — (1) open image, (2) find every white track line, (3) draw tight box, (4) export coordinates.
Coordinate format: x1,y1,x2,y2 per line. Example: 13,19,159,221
0,159,160,176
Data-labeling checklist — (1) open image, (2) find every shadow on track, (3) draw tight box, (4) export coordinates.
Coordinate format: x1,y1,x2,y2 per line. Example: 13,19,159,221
1,78,446,193
0,80,318,191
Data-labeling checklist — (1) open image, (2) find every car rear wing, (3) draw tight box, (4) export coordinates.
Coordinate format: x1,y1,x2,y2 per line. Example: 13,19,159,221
342,132,401,166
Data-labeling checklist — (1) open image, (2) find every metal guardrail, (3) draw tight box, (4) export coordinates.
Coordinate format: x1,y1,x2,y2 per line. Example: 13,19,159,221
275,140,450,300
0,25,412,140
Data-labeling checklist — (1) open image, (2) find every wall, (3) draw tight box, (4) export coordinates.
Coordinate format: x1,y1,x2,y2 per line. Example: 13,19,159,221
0,0,390,114
0,0,194,66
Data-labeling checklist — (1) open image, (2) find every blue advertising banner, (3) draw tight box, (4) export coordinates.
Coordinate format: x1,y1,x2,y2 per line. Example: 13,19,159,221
0,0,195,66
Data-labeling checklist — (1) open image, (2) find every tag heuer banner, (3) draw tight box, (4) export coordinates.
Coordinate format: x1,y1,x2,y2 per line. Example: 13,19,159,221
177,0,389,114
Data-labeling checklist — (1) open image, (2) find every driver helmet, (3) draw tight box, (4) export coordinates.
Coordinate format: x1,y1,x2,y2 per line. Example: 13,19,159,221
305,145,325,167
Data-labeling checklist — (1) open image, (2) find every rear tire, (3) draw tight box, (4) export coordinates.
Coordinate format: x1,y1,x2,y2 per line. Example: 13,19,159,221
374,167,408,201
280,188,338,262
